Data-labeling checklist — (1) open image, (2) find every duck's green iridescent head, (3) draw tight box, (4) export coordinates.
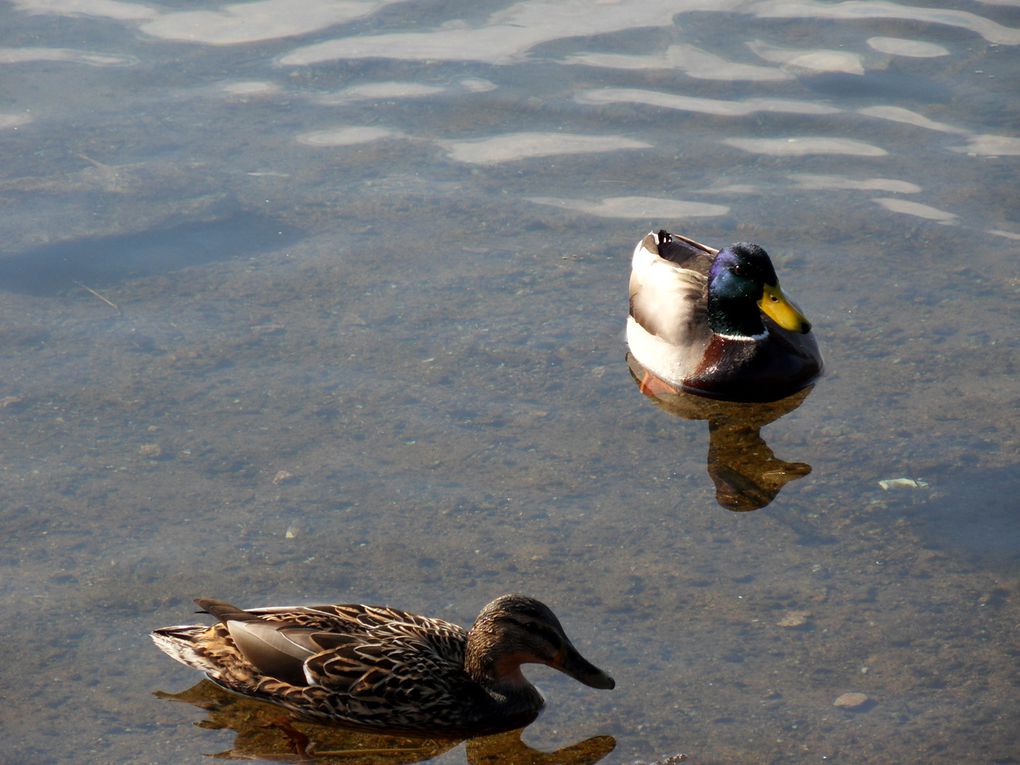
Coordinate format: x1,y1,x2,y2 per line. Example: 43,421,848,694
708,243,812,338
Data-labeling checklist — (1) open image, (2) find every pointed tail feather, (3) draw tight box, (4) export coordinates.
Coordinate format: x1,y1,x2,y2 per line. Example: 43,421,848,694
151,626,223,677
195,598,257,623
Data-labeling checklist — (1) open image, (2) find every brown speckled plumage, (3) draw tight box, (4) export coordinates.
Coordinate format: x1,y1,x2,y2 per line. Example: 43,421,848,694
152,594,613,737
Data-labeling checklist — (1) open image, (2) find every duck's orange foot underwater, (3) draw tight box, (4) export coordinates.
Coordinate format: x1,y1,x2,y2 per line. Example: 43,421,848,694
638,370,680,398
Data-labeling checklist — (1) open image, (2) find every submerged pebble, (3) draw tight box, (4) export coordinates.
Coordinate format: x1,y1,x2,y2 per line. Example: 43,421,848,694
833,692,871,710
777,610,811,628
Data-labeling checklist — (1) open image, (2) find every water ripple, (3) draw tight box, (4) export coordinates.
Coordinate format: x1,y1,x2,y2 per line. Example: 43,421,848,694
141,0,390,45
866,36,949,57
747,40,866,75
751,1,1020,46
725,136,888,156
954,134,1020,156
13,0,157,21
279,1,684,65
315,82,446,105
220,81,281,100
873,197,958,222
527,196,730,219
0,113,32,129
0,47,135,66
788,174,922,193
858,105,968,134
440,132,651,165
577,88,839,116
297,126,405,147
566,44,791,81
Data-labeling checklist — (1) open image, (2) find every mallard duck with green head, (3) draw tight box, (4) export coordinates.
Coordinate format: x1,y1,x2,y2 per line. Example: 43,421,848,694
152,594,614,737
627,229,822,402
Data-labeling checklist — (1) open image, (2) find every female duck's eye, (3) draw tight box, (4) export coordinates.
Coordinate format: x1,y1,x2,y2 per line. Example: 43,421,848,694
524,621,559,644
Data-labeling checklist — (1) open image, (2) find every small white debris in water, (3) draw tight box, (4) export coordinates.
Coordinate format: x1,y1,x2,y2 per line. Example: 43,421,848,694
273,470,295,485
285,524,299,539
878,477,928,490
139,443,162,458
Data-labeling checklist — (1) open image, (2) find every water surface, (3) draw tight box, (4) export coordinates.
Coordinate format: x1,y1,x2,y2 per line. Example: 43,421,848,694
1,2,1018,763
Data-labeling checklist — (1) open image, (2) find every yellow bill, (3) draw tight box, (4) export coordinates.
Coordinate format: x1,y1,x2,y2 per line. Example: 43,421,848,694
759,283,812,333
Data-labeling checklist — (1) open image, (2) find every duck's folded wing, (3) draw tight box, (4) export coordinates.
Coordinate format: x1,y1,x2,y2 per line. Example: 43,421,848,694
224,619,328,686
253,603,466,643
629,260,709,346
303,632,466,706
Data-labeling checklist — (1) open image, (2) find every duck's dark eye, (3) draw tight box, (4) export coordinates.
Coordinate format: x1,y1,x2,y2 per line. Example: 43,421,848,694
524,621,560,645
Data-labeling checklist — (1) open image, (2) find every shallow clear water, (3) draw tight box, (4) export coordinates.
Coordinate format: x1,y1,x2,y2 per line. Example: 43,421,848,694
1,2,1018,763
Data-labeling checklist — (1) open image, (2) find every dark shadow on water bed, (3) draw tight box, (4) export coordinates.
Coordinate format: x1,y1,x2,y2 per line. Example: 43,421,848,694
0,211,301,296
910,466,1020,571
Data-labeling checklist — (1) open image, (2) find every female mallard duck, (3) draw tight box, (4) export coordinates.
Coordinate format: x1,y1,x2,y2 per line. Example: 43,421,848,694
152,593,614,737
627,229,822,402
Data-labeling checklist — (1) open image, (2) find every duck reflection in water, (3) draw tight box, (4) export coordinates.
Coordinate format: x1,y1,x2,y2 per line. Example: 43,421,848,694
155,679,616,765
627,354,813,512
